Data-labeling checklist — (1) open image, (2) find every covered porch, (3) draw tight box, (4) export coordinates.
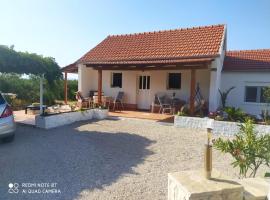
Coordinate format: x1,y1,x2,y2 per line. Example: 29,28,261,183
62,57,214,116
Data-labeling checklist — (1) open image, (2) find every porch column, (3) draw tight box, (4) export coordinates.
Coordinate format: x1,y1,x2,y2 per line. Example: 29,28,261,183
64,72,68,104
189,69,196,115
98,69,102,104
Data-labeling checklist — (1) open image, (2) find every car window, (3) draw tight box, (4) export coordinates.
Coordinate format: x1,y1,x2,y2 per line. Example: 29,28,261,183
0,94,6,104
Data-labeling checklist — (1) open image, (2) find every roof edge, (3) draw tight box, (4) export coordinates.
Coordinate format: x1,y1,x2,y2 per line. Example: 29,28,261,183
226,49,270,53
108,24,225,38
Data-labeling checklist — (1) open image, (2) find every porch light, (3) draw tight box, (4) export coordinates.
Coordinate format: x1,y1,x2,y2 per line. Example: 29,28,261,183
204,119,214,179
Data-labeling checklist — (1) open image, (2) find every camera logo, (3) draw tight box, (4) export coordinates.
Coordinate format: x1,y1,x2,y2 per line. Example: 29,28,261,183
8,183,19,194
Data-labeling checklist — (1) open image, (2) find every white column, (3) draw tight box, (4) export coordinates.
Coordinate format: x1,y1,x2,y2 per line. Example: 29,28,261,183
78,64,97,97
78,64,83,93
208,59,222,112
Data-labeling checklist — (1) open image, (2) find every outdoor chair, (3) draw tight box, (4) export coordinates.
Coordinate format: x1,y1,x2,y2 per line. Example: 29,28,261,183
157,94,172,114
113,91,124,111
88,90,96,108
75,91,89,109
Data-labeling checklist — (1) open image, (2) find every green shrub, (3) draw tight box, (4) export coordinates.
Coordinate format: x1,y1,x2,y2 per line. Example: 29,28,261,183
265,172,270,177
214,118,270,178
0,73,78,107
224,107,246,122
177,111,187,116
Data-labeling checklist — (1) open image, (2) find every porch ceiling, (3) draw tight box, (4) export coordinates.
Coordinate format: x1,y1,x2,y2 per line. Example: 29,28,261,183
62,57,214,73
86,57,213,71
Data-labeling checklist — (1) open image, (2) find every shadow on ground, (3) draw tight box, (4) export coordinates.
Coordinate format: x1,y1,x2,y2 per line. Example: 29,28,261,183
0,120,154,200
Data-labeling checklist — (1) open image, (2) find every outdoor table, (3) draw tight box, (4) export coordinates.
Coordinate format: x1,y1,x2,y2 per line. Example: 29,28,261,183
170,97,185,114
93,96,112,107
25,105,47,114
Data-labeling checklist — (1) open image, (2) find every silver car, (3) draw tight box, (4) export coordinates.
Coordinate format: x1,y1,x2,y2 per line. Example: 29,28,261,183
0,93,16,142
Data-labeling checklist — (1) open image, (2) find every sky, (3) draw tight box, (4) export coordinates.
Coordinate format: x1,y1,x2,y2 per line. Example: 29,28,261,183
1,0,270,77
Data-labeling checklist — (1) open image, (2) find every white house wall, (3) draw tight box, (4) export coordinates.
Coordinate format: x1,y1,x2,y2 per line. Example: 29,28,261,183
78,65,211,110
208,43,226,112
221,71,270,115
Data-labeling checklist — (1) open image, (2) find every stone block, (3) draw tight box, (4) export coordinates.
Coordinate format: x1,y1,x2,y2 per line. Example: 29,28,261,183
237,178,270,200
168,169,243,200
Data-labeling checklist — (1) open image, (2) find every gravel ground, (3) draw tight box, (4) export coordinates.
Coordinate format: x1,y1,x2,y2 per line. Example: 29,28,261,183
0,117,267,200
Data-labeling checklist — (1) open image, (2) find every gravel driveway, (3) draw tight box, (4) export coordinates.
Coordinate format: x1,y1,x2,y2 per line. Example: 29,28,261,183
0,117,266,200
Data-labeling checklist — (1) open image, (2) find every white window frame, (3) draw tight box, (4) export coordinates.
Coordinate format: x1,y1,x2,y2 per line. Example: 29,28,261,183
244,86,267,103
138,75,150,90
111,72,122,88
167,73,181,90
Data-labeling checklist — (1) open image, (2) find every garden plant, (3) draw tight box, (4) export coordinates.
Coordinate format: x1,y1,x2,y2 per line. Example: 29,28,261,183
214,118,270,178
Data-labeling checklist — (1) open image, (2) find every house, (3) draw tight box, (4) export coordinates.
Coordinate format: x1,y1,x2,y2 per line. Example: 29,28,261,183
62,24,270,115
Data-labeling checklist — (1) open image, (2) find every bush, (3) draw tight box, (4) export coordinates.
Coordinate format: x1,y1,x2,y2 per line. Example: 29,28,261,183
0,73,78,108
214,118,270,178
224,107,246,122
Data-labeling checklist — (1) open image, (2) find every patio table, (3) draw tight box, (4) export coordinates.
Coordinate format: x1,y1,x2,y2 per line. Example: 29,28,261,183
93,96,112,108
25,105,47,114
170,98,185,114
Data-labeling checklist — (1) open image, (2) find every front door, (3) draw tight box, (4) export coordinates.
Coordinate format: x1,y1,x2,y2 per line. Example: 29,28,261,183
137,75,151,110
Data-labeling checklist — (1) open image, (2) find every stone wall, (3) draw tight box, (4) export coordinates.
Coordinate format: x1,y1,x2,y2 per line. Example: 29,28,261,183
36,109,108,129
174,116,270,136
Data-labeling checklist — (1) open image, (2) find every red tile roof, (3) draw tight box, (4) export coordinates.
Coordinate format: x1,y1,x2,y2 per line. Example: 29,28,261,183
223,49,270,71
78,24,225,64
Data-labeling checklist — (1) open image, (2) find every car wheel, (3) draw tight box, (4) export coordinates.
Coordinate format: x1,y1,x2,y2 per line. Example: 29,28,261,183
2,135,15,143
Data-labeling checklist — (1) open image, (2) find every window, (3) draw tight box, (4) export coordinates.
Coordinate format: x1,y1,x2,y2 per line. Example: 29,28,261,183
139,75,150,90
245,86,267,103
167,73,181,89
111,73,122,88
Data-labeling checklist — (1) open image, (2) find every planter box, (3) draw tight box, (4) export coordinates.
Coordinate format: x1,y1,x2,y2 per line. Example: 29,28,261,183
93,109,109,120
36,109,108,129
174,116,270,136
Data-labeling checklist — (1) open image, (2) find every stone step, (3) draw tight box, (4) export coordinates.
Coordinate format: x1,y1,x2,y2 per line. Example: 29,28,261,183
237,178,270,200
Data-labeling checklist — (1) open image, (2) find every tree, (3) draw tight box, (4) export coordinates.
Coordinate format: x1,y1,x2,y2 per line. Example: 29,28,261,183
0,45,62,81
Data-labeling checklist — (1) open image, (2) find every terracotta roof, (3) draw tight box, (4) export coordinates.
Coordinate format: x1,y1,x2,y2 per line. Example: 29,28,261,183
224,49,270,71
62,62,77,73
79,24,225,64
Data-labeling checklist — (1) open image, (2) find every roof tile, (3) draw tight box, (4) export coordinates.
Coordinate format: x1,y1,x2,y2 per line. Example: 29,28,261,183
224,49,270,71
79,24,225,64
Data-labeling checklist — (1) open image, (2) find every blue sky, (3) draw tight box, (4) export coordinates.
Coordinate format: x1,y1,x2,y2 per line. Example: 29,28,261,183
1,0,270,69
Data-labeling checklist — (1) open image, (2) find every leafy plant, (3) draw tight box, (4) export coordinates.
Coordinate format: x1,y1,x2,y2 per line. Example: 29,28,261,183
263,86,270,104
98,105,108,110
261,110,270,125
177,111,187,116
265,172,270,177
214,118,270,178
219,86,235,109
0,73,78,108
262,87,270,124
224,107,246,122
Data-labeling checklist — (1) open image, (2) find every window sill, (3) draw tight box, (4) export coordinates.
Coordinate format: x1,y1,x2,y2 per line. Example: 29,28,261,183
111,86,122,89
243,102,269,106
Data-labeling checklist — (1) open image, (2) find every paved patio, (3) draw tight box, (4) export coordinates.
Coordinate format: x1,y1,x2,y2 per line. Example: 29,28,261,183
2,118,267,200
14,110,35,126
13,110,174,126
